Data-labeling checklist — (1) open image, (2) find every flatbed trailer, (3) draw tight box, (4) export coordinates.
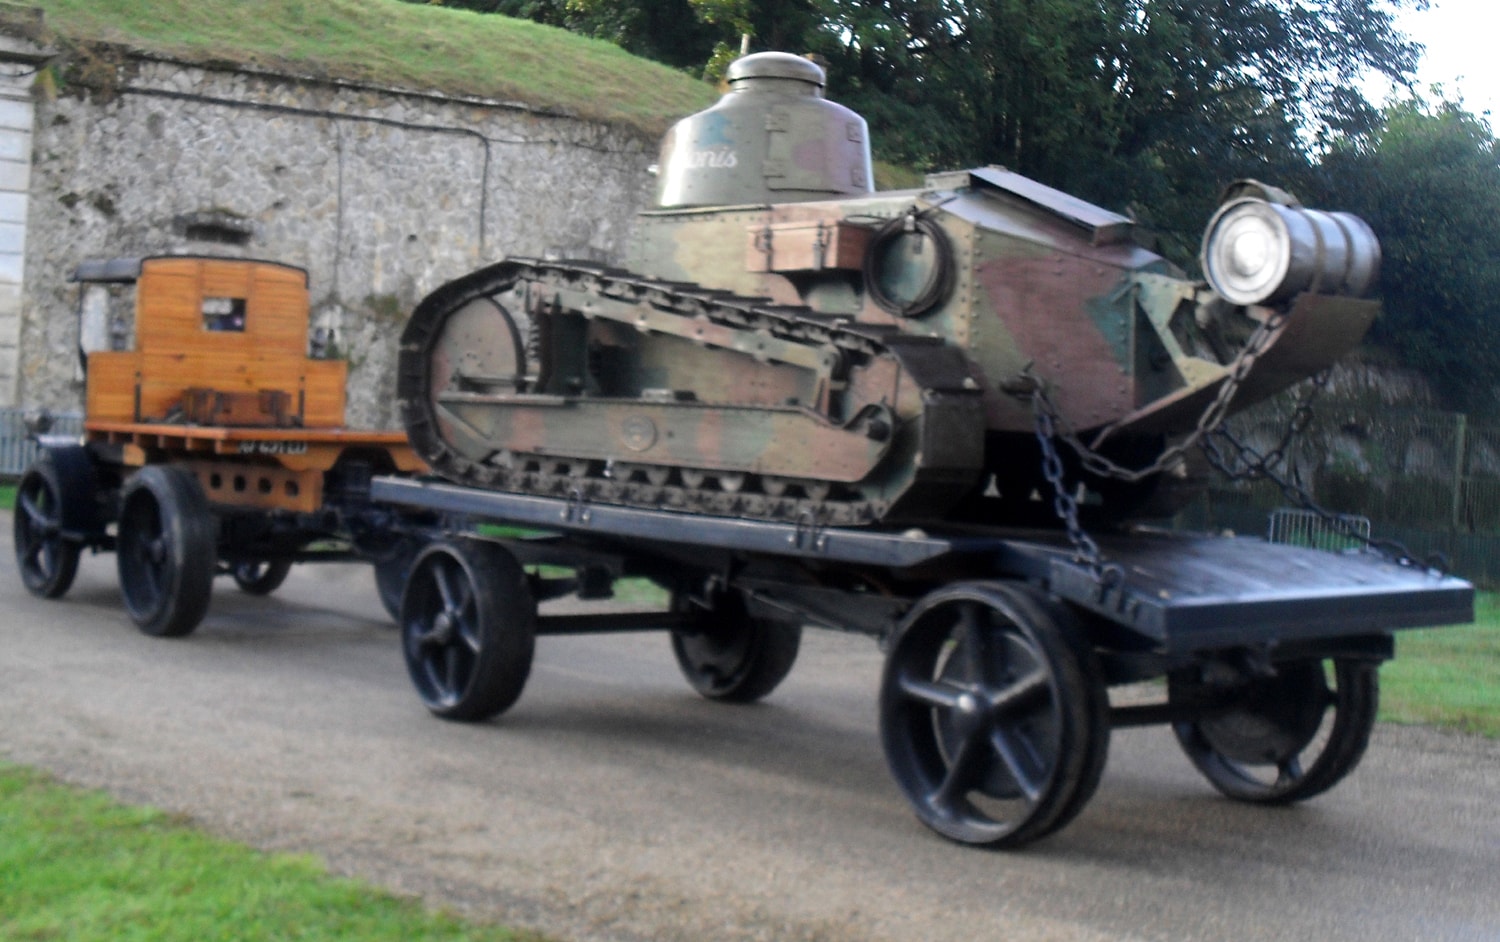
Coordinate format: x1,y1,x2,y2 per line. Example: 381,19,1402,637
371,475,1474,848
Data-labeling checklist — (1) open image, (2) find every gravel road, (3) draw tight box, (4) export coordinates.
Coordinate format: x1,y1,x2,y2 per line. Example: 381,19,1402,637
2,528,1497,942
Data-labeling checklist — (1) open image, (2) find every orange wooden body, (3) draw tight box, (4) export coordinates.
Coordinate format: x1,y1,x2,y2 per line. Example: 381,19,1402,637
83,257,423,513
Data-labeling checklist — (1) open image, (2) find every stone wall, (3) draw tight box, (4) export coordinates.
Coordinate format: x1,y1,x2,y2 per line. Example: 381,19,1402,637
6,34,659,427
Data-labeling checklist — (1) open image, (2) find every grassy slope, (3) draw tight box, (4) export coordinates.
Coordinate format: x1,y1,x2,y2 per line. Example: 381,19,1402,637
25,0,717,135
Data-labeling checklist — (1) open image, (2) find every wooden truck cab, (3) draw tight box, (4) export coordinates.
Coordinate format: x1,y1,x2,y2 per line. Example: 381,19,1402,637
75,256,423,513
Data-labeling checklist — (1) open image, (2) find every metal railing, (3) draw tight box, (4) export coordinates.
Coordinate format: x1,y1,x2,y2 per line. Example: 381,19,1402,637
0,408,85,476
1267,507,1371,551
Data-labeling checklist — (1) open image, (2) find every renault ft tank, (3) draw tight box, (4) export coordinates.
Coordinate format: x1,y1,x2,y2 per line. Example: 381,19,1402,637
398,52,1380,527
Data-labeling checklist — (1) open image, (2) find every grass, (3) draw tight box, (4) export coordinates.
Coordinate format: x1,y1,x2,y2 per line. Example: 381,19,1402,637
0,763,542,942
1380,593,1500,737
24,0,717,136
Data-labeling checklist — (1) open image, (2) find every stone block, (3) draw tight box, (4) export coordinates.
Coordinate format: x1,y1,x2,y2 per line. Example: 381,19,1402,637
0,221,23,254
0,191,23,224
0,156,29,191
0,98,31,132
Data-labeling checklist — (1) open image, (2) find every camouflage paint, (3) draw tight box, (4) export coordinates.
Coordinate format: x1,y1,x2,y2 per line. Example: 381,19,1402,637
402,52,1382,525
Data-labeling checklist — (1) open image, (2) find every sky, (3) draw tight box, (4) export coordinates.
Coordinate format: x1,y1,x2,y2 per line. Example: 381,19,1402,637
1372,0,1500,118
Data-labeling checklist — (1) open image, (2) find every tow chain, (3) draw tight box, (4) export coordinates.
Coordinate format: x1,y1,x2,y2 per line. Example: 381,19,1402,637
1030,307,1290,485
1027,306,1290,588
1034,410,1124,590
1030,298,1445,581
1202,423,1443,572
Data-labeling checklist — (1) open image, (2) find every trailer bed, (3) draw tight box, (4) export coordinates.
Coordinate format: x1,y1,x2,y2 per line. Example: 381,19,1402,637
371,476,1473,653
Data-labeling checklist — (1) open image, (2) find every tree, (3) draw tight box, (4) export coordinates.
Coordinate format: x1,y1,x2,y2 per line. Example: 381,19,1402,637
408,0,1424,267
1315,100,1500,410
787,1,1423,257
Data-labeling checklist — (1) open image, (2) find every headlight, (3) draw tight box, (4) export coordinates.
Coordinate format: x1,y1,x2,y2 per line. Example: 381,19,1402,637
1201,198,1380,306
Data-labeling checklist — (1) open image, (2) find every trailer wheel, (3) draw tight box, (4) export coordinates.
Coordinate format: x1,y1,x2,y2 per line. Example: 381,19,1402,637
400,539,535,721
13,448,98,599
374,537,420,622
879,582,1109,848
116,466,217,637
1172,657,1378,804
231,559,293,595
670,590,802,703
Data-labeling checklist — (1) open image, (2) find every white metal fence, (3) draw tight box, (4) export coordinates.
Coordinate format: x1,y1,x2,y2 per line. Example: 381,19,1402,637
1266,507,1372,551
0,409,85,476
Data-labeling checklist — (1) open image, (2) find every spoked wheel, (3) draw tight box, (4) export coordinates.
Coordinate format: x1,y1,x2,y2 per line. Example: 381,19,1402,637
670,588,802,703
230,559,293,596
400,539,536,721
1171,657,1378,804
13,448,98,599
880,582,1109,848
116,466,217,637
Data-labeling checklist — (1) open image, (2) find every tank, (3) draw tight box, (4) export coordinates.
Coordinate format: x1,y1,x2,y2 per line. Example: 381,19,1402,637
398,52,1381,527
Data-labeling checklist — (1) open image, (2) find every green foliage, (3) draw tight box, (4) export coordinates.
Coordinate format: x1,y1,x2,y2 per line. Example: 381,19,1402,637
1315,100,1500,411
0,764,541,941
413,0,1423,267
29,0,716,135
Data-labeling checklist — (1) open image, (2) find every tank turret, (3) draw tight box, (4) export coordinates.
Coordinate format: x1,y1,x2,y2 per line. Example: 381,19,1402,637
654,52,873,209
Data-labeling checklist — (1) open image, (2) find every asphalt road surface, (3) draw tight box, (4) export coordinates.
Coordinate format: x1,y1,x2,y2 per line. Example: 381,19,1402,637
2,526,1497,942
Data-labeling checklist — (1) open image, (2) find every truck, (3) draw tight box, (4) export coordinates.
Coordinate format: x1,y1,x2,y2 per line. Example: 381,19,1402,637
13,255,434,636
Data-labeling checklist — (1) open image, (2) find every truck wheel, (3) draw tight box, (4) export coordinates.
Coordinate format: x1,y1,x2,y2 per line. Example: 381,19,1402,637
231,559,292,595
400,539,535,721
116,466,217,637
1172,657,1378,804
670,589,801,703
13,448,98,599
879,582,1109,848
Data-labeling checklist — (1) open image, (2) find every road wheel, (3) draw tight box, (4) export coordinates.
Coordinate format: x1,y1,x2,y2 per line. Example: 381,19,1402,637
231,559,293,595
1172,657,1378,804
13,448,98,599
670,589,801,703
116,466,217,637
880,582,1109,848
400,539,535,721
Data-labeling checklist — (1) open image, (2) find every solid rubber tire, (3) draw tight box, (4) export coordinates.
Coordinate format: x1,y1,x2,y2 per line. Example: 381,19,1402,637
12,448,97,599
116,465,217,637
374,537,421,622
670,590,802,703
879,581,1109,848
231,559,293,596
1172,658,1378,804
400,539,536,721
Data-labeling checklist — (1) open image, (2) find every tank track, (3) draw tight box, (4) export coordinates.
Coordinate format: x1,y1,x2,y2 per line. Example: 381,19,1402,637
399,258,980,527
